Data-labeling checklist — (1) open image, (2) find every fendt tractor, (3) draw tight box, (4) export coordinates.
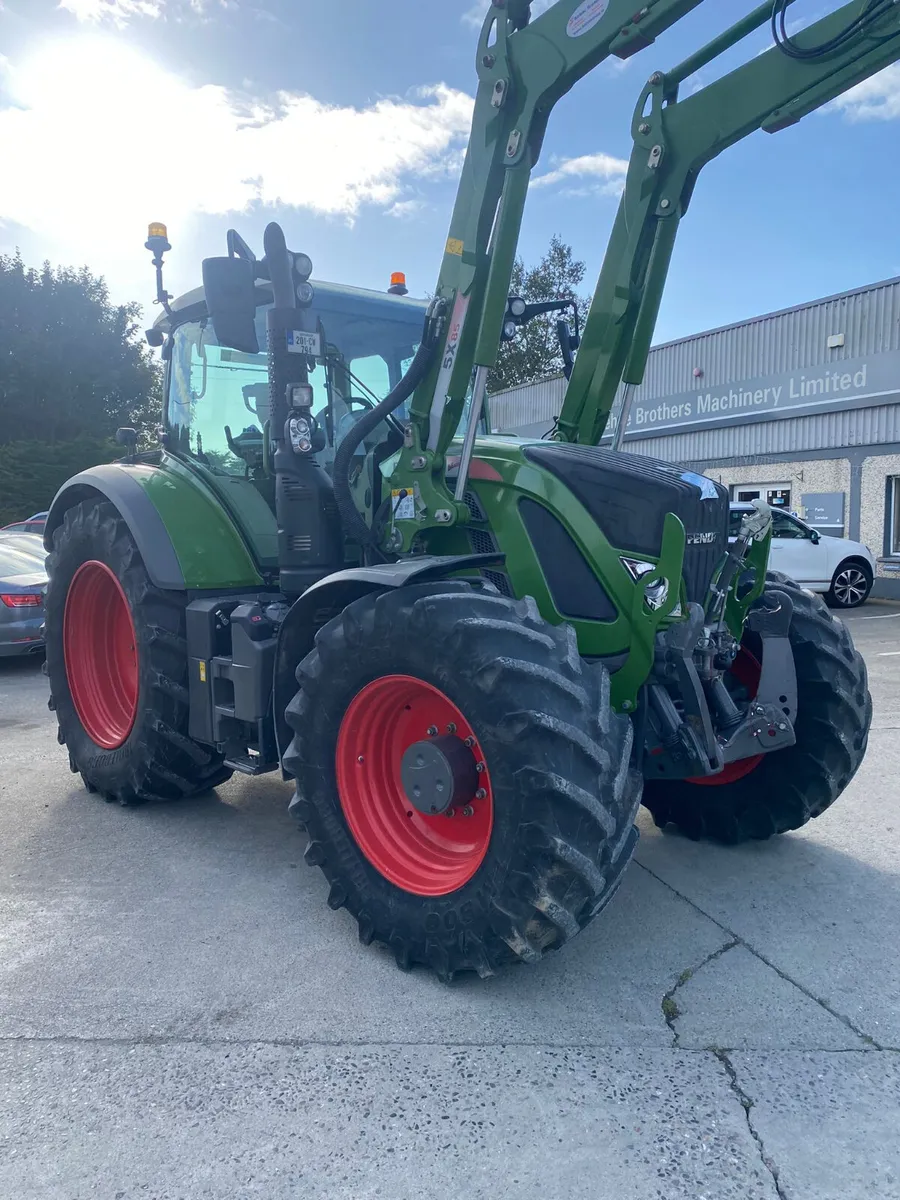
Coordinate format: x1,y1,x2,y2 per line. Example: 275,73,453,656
44,0,890,979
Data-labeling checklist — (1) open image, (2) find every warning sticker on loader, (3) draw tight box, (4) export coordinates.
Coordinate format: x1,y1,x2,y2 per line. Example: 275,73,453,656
391,489,416,521
566,0,609,37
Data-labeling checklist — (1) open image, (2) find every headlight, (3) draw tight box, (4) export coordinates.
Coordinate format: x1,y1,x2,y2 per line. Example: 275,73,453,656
620,557,670,612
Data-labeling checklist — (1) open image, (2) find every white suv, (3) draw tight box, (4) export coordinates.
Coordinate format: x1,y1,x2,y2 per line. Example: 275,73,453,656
729,503,876,608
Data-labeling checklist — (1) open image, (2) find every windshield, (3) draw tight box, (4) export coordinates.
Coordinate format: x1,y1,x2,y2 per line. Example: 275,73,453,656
167,295,423,478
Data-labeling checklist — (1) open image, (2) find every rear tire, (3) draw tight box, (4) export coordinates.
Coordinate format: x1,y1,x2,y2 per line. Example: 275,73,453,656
283,582,642,980
642,572,871,843
45,499,232,805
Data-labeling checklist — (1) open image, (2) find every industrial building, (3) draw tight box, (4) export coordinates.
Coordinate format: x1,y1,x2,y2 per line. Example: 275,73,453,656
489,274,900,599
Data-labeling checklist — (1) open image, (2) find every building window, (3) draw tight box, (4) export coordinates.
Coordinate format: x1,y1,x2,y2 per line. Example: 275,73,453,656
732,484,792,509
890,477,900,556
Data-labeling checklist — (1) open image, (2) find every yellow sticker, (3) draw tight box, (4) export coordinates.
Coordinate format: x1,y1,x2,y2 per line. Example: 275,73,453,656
445,237,464,257
391,489,416,521
199,661,207,683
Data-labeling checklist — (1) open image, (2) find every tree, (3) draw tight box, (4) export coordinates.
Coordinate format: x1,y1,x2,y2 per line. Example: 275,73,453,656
488,235,590,394
0,251,160,447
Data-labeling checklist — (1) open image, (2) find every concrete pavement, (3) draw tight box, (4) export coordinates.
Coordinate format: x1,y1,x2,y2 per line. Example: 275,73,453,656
0,603,898,1199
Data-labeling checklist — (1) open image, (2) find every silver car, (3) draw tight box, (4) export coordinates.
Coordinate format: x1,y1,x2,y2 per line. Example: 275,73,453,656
0,534,48,657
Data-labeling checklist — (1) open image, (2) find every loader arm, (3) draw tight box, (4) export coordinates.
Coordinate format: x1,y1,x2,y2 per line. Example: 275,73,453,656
555,0,900,447
388,0,708,547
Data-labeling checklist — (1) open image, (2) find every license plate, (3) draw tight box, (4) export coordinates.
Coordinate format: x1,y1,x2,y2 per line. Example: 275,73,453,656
286,330,321,357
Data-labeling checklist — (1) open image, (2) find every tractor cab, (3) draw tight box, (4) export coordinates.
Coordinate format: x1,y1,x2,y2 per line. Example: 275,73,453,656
150,265,488,574
151,277,425,563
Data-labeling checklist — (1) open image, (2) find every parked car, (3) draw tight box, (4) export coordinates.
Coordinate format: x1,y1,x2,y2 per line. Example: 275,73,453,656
0,531,45,558
1,511,49,534
729,502,875,608
0,535,48,657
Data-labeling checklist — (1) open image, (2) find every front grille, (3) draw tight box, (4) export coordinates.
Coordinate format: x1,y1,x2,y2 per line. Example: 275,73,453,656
469,528,497,556
463,490,487,521
481,569,513,596
682,541,726,605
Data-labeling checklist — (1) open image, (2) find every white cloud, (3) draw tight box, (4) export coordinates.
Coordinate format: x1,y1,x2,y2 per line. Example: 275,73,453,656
58,0,165,23
830,64,900,122
0,39,473,295
59,0,229,23
386,199,425,219
531,151,629,193
462,0,554,29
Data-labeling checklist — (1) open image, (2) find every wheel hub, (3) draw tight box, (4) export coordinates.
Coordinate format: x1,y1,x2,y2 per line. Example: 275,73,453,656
400,734,478,815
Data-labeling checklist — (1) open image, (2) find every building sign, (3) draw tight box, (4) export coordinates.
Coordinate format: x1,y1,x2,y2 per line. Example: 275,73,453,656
801,492,845,530
609,350,900,439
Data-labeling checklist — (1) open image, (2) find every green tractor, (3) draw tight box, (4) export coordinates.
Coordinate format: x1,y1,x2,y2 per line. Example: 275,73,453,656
45,0,891,979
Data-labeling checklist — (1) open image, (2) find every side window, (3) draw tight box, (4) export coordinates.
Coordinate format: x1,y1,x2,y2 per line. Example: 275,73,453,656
349,355,390,402
772,513,807,540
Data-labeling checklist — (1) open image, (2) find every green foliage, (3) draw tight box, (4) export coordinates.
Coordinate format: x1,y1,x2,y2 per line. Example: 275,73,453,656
0,437,120,526
488,235,589,395
0,250,161,447
0,250,161,523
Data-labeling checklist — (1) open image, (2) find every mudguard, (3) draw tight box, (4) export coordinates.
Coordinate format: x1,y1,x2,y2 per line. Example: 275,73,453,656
43,462,264,591
272,553,503,769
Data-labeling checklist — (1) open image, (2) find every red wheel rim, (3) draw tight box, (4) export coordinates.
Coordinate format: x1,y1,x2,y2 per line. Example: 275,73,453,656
64,561,138,750
689,646,764,786
335,675,493,896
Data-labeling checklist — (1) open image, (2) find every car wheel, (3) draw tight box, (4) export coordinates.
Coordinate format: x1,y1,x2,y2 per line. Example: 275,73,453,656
827,560,872,609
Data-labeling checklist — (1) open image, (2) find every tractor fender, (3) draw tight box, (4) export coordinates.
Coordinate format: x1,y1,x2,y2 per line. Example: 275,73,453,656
44,465,185,590
273,553,503,769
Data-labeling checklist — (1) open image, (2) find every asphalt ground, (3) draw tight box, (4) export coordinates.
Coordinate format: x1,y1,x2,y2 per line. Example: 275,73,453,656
0,601,898,1199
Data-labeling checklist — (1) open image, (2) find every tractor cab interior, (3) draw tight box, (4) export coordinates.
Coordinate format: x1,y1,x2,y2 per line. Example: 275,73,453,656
166,286,425,483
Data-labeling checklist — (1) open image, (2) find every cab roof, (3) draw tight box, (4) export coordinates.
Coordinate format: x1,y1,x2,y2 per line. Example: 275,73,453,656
152,277,428,335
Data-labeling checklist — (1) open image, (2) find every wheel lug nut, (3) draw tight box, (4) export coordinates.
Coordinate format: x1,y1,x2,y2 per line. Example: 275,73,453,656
447,722,456,734
445,807,456,818
357,755,364,764
475,788,486,800
475,761,485,773
464,736,475,748
427,725,438,736
462,805,474,817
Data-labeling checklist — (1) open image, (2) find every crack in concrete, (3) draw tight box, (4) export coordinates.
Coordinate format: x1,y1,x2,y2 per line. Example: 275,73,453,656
661,939,739,1045
635,860,882,1050
713,1049,787,1200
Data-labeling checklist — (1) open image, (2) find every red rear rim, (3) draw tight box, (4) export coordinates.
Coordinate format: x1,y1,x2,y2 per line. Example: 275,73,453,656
689,646,764,787
335,675,493,896
64,561,139,750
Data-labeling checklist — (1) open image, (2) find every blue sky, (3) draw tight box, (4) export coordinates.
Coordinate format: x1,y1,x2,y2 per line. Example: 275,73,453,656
1,0,898,344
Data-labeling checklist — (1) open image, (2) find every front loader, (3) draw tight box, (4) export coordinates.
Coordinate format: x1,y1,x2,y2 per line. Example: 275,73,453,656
44,0,889,979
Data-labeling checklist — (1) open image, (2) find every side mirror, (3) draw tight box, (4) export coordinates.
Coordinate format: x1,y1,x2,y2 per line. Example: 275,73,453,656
201,256,259,354
810,529,821,545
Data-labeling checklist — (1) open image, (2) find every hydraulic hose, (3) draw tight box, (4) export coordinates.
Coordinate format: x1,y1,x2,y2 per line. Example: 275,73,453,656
332,300,444,550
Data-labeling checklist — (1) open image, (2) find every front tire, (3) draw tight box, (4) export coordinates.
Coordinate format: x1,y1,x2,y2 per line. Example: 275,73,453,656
827,559,872,609
45,499,232,805
642,572,871,843
283,582,642,980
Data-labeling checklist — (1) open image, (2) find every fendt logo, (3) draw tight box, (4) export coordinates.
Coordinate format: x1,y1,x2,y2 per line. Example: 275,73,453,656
686,532,718,545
